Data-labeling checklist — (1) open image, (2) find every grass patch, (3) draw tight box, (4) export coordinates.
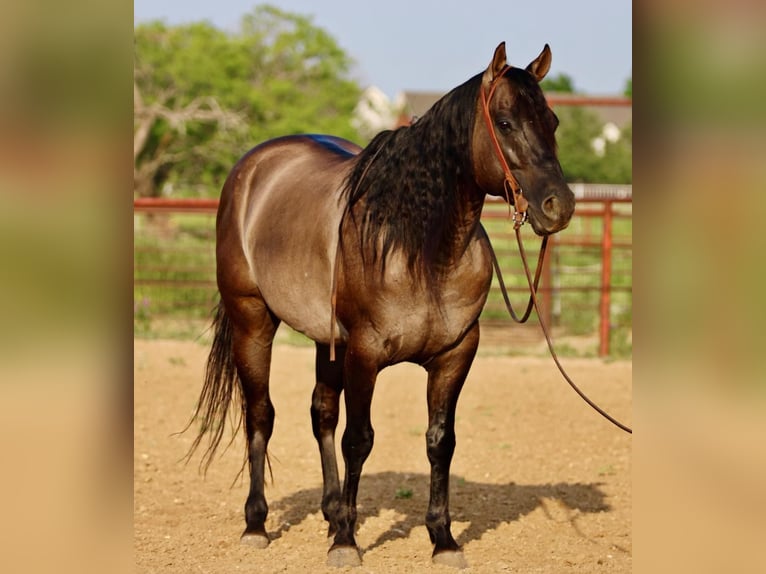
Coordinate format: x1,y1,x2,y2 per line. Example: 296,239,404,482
395,488,414,500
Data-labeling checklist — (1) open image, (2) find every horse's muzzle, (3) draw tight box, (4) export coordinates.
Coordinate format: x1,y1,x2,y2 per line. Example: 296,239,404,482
530,189,575,235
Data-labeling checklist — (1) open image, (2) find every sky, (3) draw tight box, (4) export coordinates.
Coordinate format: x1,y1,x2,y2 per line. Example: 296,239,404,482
133,0,632,99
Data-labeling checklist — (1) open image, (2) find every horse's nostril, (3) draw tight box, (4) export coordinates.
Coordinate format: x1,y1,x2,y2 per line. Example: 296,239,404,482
542,195,559,219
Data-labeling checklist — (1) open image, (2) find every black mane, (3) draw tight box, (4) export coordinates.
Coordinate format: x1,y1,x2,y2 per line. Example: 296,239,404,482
343,73,482,281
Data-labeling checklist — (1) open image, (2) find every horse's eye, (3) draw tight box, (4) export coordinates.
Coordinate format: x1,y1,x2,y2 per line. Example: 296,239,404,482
496,120,512,133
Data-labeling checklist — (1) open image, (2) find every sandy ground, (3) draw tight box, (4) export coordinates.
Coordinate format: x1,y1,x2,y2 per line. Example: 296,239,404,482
134,337,631,573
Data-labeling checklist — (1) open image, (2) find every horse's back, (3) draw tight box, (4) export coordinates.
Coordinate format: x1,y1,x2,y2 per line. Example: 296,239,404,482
216,135,360,342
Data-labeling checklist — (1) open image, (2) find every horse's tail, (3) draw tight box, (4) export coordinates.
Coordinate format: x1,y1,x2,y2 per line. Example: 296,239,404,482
182,301,244,473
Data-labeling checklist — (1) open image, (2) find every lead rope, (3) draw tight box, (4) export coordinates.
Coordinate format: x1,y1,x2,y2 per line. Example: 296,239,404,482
488,234,548,323
482,66,632,434
512,226,632,434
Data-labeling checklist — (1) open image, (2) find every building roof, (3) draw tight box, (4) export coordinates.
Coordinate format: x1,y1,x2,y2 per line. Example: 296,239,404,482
401,91,445,121
400,90,632,128
546,93,632,127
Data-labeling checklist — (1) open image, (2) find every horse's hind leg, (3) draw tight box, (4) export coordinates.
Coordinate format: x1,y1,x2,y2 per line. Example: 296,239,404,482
227,295,280,548
423,323,480,569
311,343,346,539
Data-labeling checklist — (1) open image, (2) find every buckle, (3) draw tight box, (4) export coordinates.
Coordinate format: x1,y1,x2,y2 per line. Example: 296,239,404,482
512,208,527,229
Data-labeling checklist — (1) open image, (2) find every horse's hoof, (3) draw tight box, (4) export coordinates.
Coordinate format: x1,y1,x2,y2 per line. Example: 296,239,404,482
240,532,270,549
432,550,468,569
327,545,362,568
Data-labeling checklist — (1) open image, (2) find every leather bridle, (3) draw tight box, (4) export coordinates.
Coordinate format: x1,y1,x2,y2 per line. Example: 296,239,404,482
481,65,547,323
481,67,632,434
480,64,528,229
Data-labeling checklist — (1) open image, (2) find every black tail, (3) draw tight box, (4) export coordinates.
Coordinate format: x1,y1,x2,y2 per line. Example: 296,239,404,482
183,301,244,473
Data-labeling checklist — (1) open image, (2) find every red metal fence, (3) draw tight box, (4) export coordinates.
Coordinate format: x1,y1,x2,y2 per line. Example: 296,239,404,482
134,190,631,356
479,192,631,356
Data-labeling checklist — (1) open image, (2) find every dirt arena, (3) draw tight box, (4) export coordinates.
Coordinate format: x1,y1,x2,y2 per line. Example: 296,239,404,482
134,336,631,573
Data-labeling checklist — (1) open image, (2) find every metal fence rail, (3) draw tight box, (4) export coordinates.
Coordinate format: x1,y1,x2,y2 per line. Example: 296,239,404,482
135,188,631,356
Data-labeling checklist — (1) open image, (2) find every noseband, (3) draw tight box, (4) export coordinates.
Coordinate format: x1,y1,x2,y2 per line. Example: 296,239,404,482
480,65,528,229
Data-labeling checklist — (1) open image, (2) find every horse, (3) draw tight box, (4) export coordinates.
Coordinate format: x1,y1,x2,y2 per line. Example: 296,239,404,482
187,42,575,568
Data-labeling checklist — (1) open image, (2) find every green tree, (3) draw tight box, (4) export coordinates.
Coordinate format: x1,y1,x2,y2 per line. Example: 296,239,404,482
624,77,632,97
541,73,576,94
540,73,631,183
554,106,631,184
134,21,246,198
237,5,361,138
599,122,632,183
134,5,361,198
555,106,603,182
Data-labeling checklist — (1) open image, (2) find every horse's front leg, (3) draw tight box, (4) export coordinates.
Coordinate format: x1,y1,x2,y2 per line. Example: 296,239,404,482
311,343,345,539
326,341,378,568
423,322,480,568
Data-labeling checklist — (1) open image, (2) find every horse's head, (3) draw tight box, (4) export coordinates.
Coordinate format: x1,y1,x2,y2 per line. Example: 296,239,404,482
472,42,575,236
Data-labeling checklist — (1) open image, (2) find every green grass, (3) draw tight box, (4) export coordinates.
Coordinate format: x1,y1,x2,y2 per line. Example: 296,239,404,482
395,488,414,499
134,213,218,339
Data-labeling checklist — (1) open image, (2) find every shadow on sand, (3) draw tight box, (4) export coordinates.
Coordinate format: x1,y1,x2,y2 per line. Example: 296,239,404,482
266,471,609,551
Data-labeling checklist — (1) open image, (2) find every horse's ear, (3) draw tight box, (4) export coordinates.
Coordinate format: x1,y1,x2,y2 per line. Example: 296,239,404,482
525,44,552,82
483,42,508,85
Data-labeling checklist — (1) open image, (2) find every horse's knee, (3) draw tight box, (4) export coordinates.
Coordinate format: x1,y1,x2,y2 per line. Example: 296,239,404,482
310,401,321,439
311,387,340,439
426,421,455,464
341,425,374,462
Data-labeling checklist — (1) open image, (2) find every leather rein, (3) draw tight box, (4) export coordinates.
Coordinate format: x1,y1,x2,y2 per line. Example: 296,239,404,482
481,67,632,434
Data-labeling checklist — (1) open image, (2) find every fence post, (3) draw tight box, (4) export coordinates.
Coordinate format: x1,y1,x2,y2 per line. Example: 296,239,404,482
599,201,613,357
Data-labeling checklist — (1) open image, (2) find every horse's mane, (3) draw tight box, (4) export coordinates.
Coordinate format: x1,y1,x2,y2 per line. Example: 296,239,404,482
343,72,482,282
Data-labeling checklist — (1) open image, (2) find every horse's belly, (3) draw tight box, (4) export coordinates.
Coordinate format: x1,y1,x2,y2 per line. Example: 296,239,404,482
246,196,344,343
256,259,341,344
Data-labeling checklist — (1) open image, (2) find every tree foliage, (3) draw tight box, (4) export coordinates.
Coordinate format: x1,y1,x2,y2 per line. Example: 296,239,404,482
555,106,632,184
540,74,631,183
540,73,576,94
134,5,361,198
134,5,631,196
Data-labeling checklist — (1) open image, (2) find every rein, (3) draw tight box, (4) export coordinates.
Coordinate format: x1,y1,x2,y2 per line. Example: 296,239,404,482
488,235,547,323
511,228,633,434
482,67,632,435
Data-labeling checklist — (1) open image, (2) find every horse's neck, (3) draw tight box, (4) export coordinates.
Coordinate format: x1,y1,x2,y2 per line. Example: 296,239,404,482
438,180,487,265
